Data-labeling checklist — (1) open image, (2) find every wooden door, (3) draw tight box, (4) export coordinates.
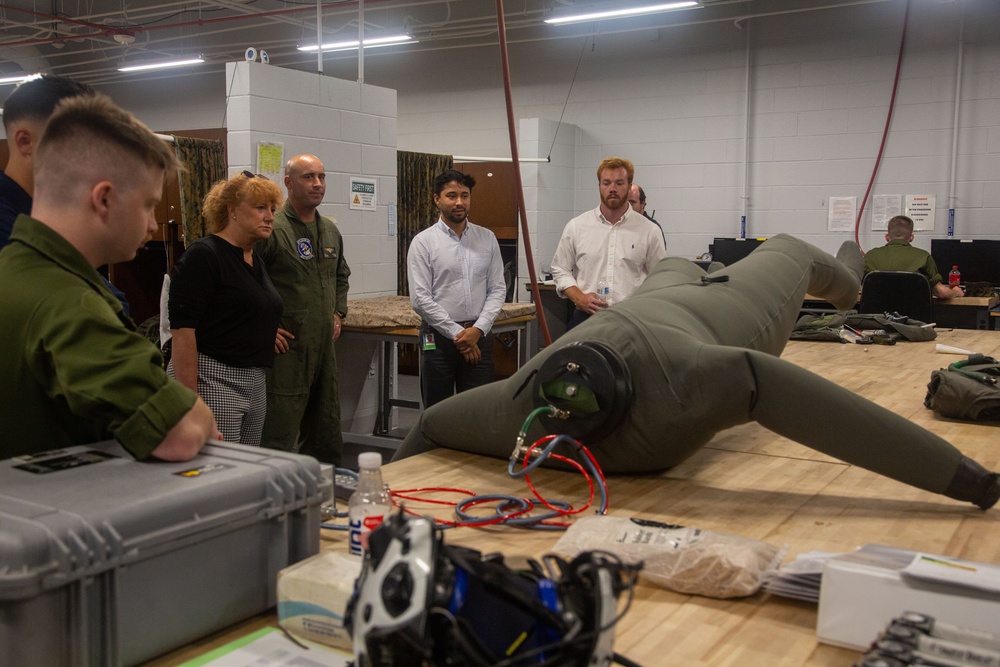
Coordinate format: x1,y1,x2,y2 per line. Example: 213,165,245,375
454,161,518,240
454,161,520,377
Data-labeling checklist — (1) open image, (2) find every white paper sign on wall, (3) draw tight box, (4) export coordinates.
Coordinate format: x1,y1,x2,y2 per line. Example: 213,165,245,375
349,177,377,211
871,194,903,231
905,194,936,231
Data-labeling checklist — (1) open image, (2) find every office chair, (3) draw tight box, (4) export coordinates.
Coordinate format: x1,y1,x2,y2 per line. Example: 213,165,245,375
859,271,933,323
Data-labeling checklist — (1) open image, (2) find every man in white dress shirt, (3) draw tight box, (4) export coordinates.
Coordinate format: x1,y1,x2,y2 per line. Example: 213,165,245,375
551,157,667,329
407,169,507,408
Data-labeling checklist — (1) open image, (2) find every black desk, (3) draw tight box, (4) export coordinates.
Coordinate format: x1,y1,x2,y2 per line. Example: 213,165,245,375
932,294,999,330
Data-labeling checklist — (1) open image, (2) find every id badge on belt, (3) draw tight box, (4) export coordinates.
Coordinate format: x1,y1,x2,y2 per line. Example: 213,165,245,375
422,331,436,351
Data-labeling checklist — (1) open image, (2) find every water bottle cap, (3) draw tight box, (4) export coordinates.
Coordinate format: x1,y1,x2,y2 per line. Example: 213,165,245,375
358,452,383,469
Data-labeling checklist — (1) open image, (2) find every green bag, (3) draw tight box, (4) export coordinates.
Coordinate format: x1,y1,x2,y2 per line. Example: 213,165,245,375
790,312,937,343
925,354,1000,421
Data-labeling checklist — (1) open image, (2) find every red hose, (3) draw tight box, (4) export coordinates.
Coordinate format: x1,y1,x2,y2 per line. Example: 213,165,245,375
495,0,552,346
855,0,911,250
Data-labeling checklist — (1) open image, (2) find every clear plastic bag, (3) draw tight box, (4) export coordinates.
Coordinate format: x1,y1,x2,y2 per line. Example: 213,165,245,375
554,515,787,599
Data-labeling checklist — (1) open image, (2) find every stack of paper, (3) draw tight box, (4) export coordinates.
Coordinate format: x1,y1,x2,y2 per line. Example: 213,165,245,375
763,550,842,602
901,553,1000,595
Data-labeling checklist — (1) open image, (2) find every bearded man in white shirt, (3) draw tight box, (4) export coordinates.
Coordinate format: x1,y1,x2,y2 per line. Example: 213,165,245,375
407,169,507,408
551,157,667,329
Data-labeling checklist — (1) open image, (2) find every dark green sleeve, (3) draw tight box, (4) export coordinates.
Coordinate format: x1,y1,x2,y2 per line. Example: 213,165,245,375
336,232,351,317
30,290,198,459
925,255,944,286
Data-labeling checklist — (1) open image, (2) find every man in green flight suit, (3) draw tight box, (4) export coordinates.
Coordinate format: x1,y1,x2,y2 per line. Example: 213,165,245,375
395,235,999,510
258,154,351,465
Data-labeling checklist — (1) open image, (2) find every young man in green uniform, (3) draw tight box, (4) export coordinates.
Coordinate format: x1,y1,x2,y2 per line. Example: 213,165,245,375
394,235,999,510
258,154,351,465
864,215,965,300
0,94,218,461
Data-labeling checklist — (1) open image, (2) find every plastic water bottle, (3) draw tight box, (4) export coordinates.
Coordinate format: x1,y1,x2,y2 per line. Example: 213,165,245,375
596,279,611,304
949,265,961,288
348,452,391,556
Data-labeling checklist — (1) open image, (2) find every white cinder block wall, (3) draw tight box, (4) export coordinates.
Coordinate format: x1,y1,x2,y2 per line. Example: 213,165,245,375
389,0,998,274
517,118,578,302
225,61,398,432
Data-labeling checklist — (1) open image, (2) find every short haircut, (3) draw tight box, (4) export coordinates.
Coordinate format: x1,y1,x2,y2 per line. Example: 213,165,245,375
886,215,914,240
203,172,283,234
596,157,635,184
2,74,95,131
434,169,476,195
636,185,647,203
34,94,180,203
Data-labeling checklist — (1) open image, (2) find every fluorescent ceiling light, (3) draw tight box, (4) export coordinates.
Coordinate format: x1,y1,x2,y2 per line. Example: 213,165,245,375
545,1,700,25
118,57,205,73
0,73,39,85
298,35,416,53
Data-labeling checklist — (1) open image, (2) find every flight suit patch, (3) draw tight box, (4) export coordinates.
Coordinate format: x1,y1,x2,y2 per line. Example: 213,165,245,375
296,238,314,260
322,246,338,259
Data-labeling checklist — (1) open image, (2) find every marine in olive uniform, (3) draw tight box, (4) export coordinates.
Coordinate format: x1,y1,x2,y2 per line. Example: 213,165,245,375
258,154,350,465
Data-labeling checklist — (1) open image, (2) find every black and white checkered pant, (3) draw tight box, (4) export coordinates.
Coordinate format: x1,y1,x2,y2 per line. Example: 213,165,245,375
168,353,267,445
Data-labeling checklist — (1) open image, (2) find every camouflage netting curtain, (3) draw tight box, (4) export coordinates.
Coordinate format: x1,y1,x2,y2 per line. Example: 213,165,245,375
397,150,452,296
174,136,226,246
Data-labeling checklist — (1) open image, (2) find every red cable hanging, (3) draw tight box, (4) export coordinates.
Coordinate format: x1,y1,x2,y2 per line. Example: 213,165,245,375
854,0,911,250
494,0,553,347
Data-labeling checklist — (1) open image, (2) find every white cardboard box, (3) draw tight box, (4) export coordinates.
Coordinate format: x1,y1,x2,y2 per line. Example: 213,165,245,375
277,551,363,651
817,545,1000,651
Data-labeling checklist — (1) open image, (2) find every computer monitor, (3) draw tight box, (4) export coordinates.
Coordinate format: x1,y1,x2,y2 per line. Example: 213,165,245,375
711,237,766,267
930,239,1000,286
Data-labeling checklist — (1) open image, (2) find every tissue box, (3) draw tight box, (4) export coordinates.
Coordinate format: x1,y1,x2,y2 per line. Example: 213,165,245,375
817,544,1000,651
277,551,363,650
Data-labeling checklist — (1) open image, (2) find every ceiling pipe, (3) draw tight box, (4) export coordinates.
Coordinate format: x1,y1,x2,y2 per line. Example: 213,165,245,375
0,0,906,85
0,0,399,48
0,4,321,47
0,0,898,51
358,0,365,83
317,0,323,73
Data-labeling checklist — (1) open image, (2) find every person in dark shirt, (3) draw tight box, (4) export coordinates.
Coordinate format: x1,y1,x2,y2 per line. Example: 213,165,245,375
1,75,95,247
628,183,665,247
0,74,131,311
168,172,285,445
